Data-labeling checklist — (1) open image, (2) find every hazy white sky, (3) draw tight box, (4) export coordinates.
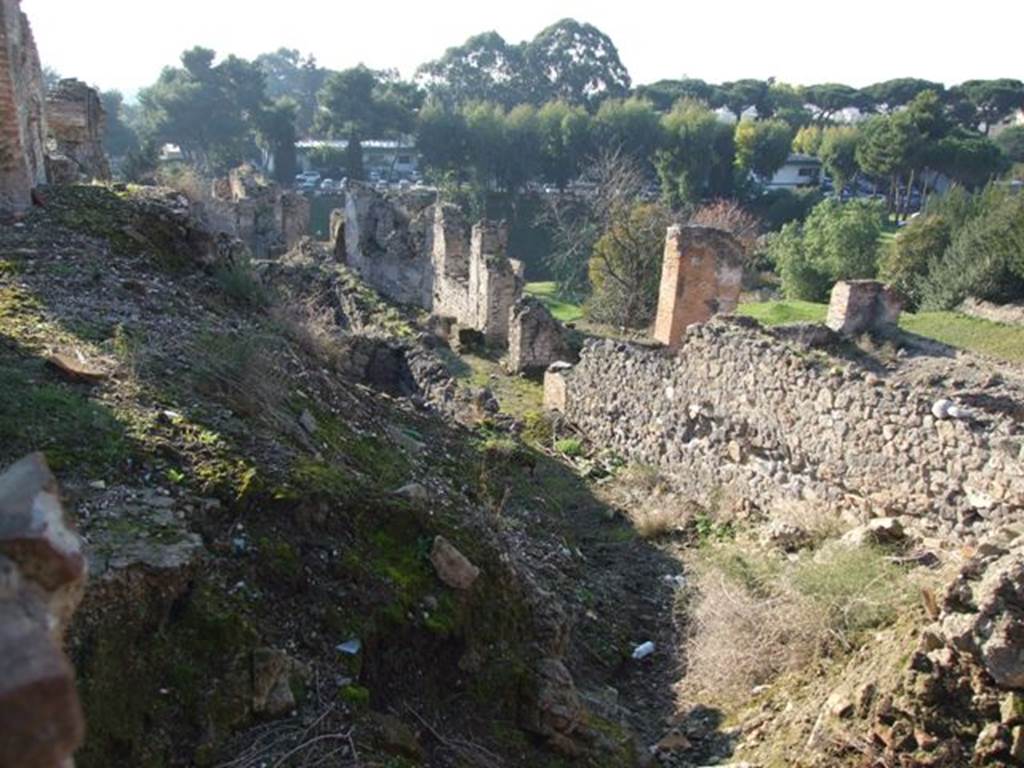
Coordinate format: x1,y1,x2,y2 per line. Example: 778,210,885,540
21,0,1023,97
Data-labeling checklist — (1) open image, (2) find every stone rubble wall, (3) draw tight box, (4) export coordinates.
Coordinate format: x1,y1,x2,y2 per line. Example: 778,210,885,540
44,78,110,183
200,165,310,258
508,296,573,374
552,318,1023,526
340,184,541,350
0,0,46,213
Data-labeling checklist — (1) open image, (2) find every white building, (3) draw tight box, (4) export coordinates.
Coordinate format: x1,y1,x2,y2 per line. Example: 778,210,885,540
765,153,822,190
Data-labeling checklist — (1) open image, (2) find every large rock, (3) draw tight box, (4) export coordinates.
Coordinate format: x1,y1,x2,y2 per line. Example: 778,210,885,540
826,280,901,336
429,536,480,590
507,297,574,374
0,454,86,768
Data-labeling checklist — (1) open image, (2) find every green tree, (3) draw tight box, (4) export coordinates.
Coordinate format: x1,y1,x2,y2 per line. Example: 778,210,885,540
524,19,631,107
734,119,794,180
879,215,951,309
801,83,864,123
818,126,860,194
462,101,507,188
921,189,1024,308
137,47,271,172
593,97,663,167
792,125,823,156
655,100,725,207
588,202,672,327
719,79,774,119
100,90,140,159
416,98,469,178
929,130,1009,188
536,101,592,188
317,66,416,179
415,32,529,108
255,48,330,136
256,98,298,183
995,125,1024,163
769,198,883,300
861,79,945,113
635,79,720,112
502,104,542,191
955,79,1024,134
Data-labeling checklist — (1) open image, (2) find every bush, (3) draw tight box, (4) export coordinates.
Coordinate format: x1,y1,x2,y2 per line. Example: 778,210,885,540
995,126,1024,164
768,198,883,301
920,190,1024,309
748,187,823,232
879,215,951,310
683,539,915,706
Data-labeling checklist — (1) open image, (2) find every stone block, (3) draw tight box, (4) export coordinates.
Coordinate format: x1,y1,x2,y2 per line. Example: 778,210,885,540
507,297,573,374
544,361,573,412
826,280,901,336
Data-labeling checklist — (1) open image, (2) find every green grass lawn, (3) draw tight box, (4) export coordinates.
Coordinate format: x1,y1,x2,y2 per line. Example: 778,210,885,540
525,282,585,322
739,300,1024,365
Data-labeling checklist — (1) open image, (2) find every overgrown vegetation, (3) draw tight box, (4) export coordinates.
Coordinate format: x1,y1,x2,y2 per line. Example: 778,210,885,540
683,536,916,707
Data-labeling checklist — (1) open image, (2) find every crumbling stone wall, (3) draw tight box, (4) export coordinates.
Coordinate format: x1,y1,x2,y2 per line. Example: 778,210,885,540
0,0,46,213
550,318,1023,526
202,165,310,258
341,186,531,347
0,453,86,767
827,279,901,335
653,226,744,348
508,297,573,374
45,79,110,183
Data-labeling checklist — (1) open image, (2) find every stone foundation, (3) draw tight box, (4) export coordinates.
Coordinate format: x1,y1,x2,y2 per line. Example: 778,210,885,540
0,0,46,213
653,226,744,348
826,280,901,335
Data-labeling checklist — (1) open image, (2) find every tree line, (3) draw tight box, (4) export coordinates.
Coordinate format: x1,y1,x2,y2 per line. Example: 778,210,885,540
94,18,1023,203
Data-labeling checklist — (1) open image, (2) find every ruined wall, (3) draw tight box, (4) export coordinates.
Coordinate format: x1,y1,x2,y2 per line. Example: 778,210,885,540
343,183,432,305
467,221,523,344
202,166,310,258
0,0,46,212
826,280,901,335
45,78,110,182
342,186,530,347
653,226,744,348
550,318,1023,526
508,296,572,374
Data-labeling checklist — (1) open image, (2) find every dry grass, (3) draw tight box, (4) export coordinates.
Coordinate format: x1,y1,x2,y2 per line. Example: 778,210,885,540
271,293,345,370
769,499,851,546
192,330,289,422
634,505,694,539
681,539,916,707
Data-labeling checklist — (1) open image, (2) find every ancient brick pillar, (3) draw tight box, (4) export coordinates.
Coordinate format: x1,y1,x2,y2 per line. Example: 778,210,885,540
0,0,47,213
826,280,901,336
653,226,744,349
468,221,520,345
507,296,573,374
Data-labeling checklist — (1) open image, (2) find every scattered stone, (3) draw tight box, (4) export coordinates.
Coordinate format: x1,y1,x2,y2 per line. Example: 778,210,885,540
394,482,429,503
372,713,424,761
841,517,906,548
45,352,107,383
429,536,479,590
251,647,306,717
299,409,318,435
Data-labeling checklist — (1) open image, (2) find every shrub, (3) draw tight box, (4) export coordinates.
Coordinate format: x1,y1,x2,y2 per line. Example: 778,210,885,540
683,540,915,706
768,198,883,301
996,126,1024,164
920,190,1024,309
554,438,584,457
214,255,270,308
192,331,287,422
879,215,952,310
748,187,823,232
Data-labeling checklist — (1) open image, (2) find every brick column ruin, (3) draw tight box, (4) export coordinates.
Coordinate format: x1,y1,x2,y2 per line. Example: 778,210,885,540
826,280,902,336
0,0,47,213
653,226,744,349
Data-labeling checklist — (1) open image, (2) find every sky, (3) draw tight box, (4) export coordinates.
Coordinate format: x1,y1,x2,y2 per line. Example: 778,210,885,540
21,0,1023,98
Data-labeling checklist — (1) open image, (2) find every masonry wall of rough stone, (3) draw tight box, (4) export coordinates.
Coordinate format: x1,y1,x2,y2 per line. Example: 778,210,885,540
341,186,530,347
201,166,310,258
508,296,572,374
554,318,1023,525
0,0,46,212
45,78,110,183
